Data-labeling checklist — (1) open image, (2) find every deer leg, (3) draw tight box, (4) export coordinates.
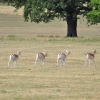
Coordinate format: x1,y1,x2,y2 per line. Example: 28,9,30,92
34,58,38,67
85,59,88,66
13,61,17,68
41,59,44,67
8,60,11,67
93,60,96,67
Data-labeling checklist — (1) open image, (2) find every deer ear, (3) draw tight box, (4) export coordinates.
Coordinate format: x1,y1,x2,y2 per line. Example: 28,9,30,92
66,50,68,52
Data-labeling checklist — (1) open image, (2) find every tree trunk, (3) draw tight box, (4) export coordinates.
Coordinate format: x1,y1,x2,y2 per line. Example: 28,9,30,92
66,15,77,37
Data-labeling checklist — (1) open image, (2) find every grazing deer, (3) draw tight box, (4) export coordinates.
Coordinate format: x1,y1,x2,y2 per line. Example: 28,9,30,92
34,52,48,67
85,50,96,67
8,51,21,68
56,50,71,66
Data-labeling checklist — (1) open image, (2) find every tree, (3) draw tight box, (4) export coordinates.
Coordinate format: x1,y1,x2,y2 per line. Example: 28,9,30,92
3,0,92,37
87,0,100,25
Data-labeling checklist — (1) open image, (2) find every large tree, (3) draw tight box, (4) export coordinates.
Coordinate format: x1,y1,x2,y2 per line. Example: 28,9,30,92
87,0,100,25
3,0,92,37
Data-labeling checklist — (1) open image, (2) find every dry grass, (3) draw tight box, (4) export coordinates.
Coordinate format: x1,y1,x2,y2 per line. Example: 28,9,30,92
0,39,100,100
0,5,100,100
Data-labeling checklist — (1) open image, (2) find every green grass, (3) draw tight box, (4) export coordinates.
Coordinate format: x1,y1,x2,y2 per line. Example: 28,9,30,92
1,36,100,43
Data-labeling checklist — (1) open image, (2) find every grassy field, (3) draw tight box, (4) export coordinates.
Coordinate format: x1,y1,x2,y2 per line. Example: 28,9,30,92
0,5,100,100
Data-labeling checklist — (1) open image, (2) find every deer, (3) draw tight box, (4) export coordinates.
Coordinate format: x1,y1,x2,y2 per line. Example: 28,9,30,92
8,51,21,68
34,52,48,67
56,50,71,66
84,50,96,67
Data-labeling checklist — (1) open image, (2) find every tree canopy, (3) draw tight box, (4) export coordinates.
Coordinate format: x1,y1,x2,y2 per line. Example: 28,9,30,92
87,0,100,25
3,0,91,22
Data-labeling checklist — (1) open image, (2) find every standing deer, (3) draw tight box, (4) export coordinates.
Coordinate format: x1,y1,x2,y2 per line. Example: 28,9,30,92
8,51,21,68
56,50,71,66
85,50,96,67
34,52,48,67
